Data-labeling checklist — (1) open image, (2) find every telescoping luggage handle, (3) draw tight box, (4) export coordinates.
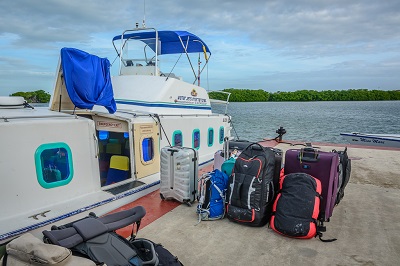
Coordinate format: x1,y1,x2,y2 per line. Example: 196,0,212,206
167,148,179,155
298,147,319,162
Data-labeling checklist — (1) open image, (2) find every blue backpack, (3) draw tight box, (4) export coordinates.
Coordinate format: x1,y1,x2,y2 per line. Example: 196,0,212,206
197,169,229,221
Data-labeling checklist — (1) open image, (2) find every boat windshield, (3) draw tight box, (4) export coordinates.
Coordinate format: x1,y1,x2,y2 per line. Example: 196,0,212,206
112,28,211,83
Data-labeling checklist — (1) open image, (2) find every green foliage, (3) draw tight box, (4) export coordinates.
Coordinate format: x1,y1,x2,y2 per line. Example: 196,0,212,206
10,90,51,103
208,91,230,101
209,89,400,102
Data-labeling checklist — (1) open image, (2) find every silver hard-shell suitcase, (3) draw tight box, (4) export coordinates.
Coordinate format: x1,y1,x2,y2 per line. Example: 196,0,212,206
160,146,198,206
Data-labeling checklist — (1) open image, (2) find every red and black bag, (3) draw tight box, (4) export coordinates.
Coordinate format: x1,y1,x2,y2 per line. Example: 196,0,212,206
270,172,335,241
226,143,276,227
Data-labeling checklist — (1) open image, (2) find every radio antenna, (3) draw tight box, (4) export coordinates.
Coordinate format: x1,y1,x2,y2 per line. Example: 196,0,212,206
142,0,146,28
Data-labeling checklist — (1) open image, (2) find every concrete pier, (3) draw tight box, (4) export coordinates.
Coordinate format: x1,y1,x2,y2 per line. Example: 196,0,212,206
135,142,400,265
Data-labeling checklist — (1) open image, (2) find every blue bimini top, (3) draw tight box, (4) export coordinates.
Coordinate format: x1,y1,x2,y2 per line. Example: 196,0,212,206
112,30,211,55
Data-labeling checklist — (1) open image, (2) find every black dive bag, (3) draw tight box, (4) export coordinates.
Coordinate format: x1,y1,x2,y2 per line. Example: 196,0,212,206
333,147,351,205
226,143,276,226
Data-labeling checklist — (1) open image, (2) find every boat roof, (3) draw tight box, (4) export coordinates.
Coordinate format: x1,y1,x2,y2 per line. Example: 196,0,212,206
112,30,211,55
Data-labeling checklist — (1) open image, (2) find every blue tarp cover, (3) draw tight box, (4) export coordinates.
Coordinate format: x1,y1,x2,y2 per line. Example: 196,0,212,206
112,30,211,55
61,48,116,113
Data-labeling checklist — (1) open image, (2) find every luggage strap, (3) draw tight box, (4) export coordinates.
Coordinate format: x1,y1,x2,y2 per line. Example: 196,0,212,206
316,232,337,243
315,221,337,242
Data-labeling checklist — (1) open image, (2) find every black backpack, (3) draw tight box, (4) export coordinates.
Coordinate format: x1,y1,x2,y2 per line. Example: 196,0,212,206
333,147,351,205
270,173,337,242
226,143,276,226
270,173,322,239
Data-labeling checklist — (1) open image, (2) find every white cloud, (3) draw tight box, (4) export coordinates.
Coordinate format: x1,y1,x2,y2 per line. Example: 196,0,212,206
0,0,399,95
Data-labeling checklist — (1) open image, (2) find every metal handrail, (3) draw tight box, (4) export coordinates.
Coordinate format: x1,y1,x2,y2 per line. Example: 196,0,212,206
208,91,231,114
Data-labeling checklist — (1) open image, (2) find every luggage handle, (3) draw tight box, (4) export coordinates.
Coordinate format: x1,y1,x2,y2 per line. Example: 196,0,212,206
298,148,319,162
167,148,179,155
241,143,264,156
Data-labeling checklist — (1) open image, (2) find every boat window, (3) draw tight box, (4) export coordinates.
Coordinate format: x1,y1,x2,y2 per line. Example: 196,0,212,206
193,129,200,150
219,126,224,144
142,138,154,162
99,130,109,141
172,130,183,147
35,143,74,189
208,128,214,147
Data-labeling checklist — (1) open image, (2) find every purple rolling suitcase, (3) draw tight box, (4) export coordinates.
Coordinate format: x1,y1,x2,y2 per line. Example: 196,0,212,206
213,150,225,171
284,147,339,221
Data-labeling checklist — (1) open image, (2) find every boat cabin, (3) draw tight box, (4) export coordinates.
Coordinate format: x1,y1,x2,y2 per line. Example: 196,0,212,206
49,27,231,189
0,27,231,243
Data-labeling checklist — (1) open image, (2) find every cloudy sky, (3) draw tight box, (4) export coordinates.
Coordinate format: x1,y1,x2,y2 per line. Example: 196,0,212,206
1,0,399,96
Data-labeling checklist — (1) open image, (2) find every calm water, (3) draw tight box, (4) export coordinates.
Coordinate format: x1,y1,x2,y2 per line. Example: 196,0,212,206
212,101,400,144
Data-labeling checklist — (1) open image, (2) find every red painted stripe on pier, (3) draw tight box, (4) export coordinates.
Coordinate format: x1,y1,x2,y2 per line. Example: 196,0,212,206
113,164,214,238
113,189,180,238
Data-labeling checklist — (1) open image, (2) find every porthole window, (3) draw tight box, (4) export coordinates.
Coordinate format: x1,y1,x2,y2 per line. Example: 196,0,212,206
142,138,154,162
35,143,74,189
219,126,225,144
193,129,200,150
208,128,214,147
172,130,183,147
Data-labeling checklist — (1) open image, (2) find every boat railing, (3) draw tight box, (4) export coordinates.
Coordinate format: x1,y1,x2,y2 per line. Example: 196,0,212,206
1,115,80,123
209,91,231,114
113,27,159,76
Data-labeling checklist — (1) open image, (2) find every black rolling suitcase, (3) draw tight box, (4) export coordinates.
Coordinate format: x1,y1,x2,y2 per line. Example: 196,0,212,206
230,140,282,192
226,143,276,226
332,147,351,205
266,147,283,194
231,142,282,194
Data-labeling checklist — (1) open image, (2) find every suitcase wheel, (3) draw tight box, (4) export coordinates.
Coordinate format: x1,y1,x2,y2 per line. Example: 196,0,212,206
183,200,192,207
160,193,165,200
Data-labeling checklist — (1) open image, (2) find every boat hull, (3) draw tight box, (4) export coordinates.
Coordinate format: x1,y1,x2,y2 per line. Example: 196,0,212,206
340,133,400,148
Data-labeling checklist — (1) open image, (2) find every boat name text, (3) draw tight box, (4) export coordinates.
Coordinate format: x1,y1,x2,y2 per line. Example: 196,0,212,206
175,96,206,104
360,137,385,144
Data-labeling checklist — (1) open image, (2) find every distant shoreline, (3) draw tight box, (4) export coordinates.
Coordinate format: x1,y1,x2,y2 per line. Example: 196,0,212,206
209,89,400,102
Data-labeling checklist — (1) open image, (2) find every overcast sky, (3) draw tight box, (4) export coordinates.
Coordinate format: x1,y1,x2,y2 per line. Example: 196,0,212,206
1,0,399,96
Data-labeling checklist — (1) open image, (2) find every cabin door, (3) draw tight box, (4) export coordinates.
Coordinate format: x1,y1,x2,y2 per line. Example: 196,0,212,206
93,117,131,186
133,122,160,179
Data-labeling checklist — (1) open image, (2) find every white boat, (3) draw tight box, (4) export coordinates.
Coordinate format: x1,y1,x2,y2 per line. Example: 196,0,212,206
340,132,400,148
0,27,231,244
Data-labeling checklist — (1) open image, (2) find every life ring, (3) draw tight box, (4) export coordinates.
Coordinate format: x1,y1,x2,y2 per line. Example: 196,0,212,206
0,96,26,109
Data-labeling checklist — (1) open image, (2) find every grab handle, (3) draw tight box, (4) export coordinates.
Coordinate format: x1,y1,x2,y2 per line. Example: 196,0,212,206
241,143,265,157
